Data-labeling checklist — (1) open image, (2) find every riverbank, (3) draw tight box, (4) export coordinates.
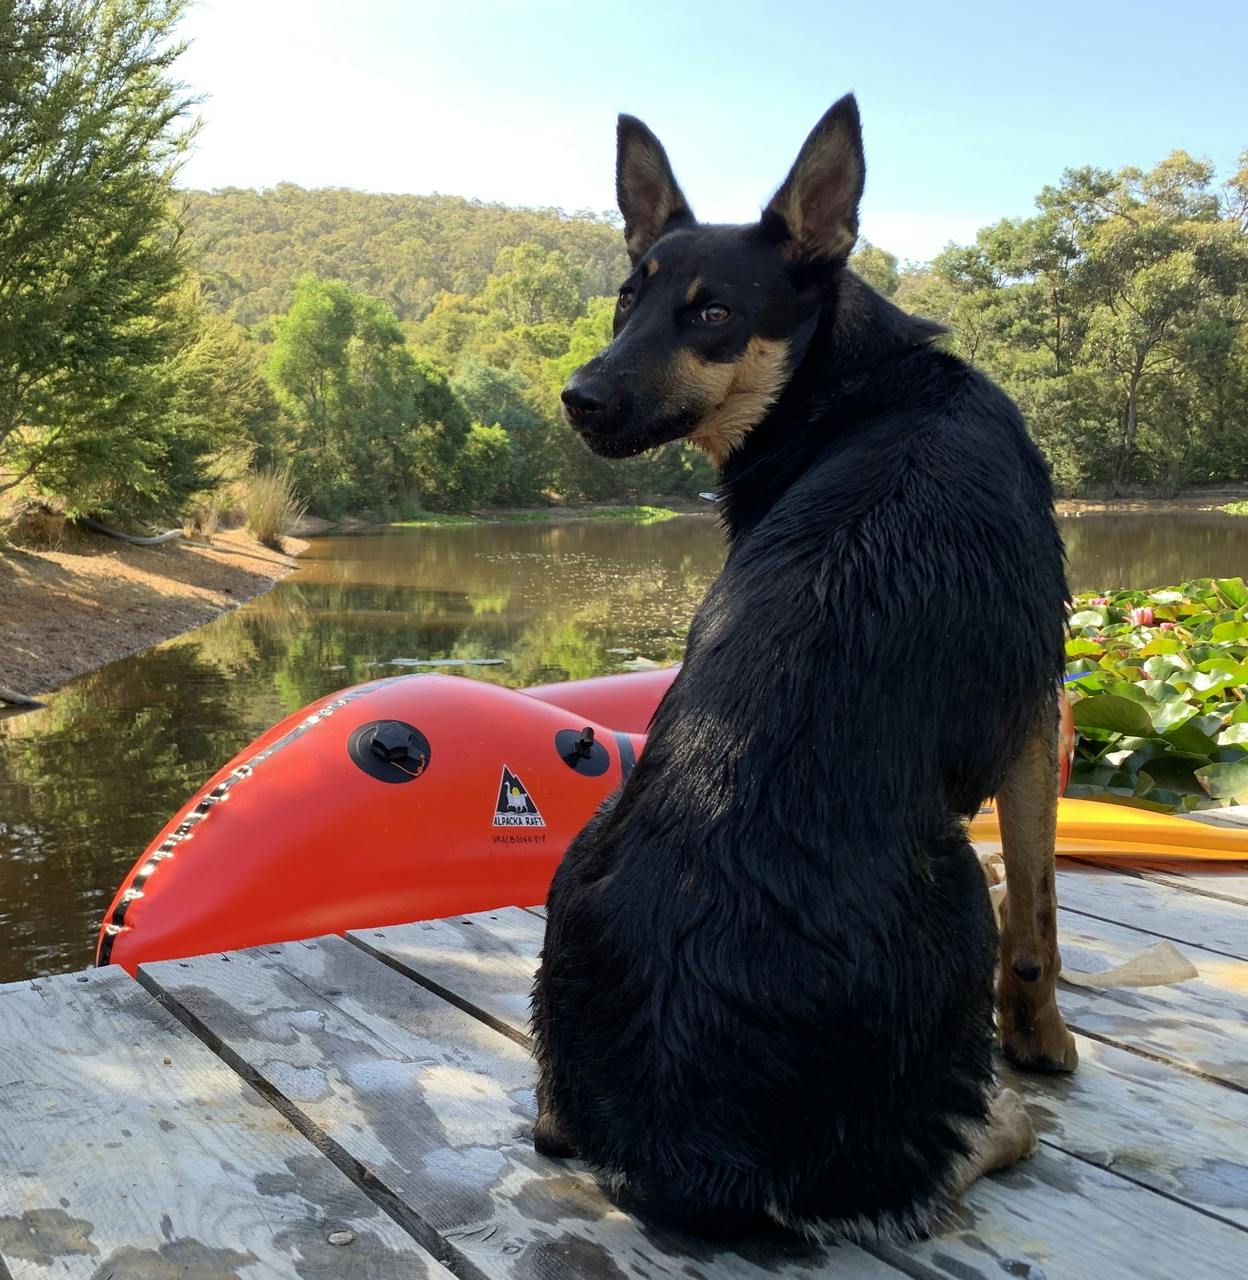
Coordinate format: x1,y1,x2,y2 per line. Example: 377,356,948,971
292,501,704,534
289,490,1248,535
1056,488,1248,515
0,527,306,702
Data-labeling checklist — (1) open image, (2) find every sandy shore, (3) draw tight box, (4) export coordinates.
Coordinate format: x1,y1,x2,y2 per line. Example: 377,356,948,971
0,527,305,701
1056,491,1248,515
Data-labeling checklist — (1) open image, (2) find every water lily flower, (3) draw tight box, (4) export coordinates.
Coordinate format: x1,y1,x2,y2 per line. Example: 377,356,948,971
1130,606,1155,626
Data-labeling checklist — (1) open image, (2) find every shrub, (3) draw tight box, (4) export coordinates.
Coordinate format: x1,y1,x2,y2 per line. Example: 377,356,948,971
445,424,513,509
238,468,306,550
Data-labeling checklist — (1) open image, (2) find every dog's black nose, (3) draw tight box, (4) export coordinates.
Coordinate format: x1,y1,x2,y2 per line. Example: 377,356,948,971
561,377,608,424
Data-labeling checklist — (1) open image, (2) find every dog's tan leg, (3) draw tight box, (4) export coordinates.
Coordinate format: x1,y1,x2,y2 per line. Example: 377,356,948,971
995,721,1078,1073
948,1088,1037,1199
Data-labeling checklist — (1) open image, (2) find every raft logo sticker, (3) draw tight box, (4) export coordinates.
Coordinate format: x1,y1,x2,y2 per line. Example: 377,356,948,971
493,765,545,827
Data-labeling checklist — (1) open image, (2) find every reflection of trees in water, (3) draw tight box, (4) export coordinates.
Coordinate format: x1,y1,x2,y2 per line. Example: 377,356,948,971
0,645,265,982
1062,515,1248,593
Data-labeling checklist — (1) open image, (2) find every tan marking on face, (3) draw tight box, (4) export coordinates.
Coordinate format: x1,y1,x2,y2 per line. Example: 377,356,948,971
644,257,660,277
665,337,791,467
684,276,703,304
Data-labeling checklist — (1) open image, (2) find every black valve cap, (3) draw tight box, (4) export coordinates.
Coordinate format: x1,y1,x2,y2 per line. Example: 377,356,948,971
348,719,432,783
555,726,609,776
371,721,419,764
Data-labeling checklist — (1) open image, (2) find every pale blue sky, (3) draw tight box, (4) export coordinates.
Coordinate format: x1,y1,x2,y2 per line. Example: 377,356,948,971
176,0,1248,263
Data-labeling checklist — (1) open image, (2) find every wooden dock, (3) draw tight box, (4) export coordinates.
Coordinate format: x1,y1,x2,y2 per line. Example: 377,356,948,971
2,855,1247,1278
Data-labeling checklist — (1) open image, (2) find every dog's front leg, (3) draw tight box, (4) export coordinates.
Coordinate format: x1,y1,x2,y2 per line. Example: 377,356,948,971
994,719,1078,1073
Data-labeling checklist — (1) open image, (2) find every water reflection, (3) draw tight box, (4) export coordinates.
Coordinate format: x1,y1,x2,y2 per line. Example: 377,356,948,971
2,511,1246,981
1063,512,1248,593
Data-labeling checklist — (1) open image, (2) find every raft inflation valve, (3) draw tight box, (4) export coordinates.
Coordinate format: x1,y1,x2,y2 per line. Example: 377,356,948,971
555,725,610,776
348,719,432,783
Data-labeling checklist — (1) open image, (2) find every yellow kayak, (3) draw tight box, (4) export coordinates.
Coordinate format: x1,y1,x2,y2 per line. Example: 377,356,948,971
971,797,1248,861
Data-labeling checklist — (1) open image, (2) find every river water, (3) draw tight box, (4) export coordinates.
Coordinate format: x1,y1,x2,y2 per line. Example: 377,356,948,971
2,510,1246,982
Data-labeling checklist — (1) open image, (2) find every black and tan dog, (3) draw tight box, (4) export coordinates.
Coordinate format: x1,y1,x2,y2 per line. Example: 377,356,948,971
531,94,1076,1240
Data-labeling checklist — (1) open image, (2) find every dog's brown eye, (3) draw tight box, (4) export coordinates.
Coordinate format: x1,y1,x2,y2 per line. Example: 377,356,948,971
701,303,731,323
617,288,634,311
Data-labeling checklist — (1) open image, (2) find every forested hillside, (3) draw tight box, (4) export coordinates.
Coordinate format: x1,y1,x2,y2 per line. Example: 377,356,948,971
184,186,629,328
4,0,1246,534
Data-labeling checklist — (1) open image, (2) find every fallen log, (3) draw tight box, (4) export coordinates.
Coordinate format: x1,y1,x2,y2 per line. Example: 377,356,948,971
0,684,46,709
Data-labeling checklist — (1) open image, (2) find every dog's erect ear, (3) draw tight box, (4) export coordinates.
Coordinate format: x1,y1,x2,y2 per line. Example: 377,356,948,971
763,94,865,262
616,115,695,263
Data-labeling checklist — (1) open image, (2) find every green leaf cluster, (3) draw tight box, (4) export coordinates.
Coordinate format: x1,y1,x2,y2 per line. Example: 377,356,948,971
1065,578,1248,809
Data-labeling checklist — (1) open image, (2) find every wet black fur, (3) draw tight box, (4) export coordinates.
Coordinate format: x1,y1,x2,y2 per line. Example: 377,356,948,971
532,99,1068,1239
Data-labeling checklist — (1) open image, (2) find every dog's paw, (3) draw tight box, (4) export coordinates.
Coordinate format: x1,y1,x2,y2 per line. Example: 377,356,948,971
985,1088,1038,1165
999,998,1078,1074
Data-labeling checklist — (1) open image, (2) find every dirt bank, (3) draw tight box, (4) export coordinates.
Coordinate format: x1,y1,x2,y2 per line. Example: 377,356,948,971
1056,488,1248,515
0,527,305,701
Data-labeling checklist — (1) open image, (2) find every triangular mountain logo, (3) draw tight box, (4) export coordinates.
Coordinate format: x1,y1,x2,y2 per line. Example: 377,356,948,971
493,765,545,827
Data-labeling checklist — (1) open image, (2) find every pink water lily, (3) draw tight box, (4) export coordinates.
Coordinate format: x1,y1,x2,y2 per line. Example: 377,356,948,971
1130,606,1155,626
1088,596,1110,606
1159,621,1177,631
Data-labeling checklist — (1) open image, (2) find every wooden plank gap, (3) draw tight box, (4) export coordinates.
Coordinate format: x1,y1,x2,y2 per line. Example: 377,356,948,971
1058,903,1246,962
133,967,488,1280
1059,1019,1248,1097
347,931,534,1051
1034,1133,1248,1236
1069,857,1248,907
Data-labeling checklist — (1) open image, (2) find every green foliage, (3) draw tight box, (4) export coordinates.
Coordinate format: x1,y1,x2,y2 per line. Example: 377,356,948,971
451,359,549,503
238,466,306,550
480,243,584,327
1065,578,1248,809
1219,501,1248,515
851,240,900,297
445,423,513,508
902,152,1248,496
389,509,478,527
185,186,628,327
0,0,204,516
267,276,469,515
500,505,680,524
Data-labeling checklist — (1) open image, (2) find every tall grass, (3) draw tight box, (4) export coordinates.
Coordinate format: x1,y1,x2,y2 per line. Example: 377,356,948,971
238,468,306,550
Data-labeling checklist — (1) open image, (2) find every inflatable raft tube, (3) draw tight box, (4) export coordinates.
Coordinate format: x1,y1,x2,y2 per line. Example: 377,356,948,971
98,666,1248,972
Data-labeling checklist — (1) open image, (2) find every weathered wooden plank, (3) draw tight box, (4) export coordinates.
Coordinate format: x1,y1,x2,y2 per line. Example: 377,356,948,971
869,1150,1248,1278
1079,858,1248,908
1055,911,1248,1088
1002,1035,1248,1231
1187,805,1248,829
352,910,545,1041
142,937,906,1279
0,966,450,1280
357,910,1248,1234
353,911,1248,1269
1055,865,1248,959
